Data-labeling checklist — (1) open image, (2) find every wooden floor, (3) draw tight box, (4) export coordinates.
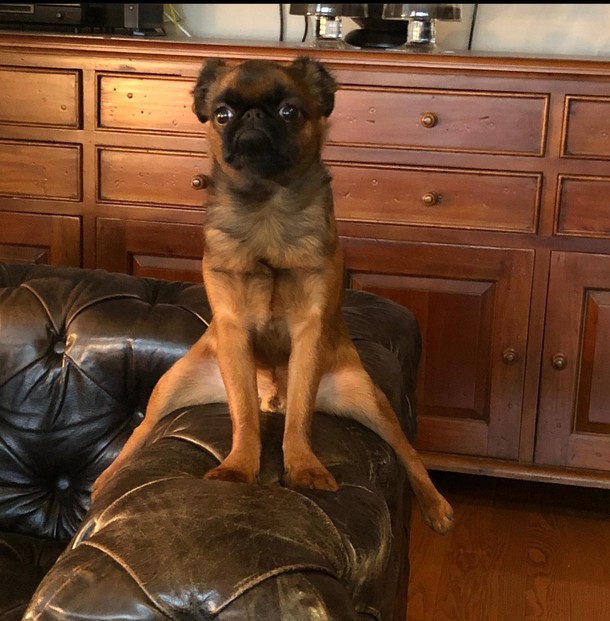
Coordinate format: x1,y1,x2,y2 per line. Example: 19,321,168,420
407,471,610,621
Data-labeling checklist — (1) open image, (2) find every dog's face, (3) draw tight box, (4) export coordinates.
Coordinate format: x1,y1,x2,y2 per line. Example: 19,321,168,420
192,57,336,182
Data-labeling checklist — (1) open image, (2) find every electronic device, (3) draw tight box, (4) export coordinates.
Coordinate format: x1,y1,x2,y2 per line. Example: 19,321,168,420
0,4,165,35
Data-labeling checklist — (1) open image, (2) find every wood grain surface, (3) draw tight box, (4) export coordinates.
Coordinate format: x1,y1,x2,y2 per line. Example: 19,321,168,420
408,472,610,621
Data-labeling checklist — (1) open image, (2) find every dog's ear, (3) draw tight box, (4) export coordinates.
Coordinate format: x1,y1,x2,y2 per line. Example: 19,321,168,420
192,58,227,123
288,56,337,118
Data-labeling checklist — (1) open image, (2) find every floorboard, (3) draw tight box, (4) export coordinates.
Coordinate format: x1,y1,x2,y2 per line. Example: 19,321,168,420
407,472,610,621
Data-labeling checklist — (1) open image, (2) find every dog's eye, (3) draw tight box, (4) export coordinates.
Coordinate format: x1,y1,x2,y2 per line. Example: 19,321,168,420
214,106,234,125
278,103,299,121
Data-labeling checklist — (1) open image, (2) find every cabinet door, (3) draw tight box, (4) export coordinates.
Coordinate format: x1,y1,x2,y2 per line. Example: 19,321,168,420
536,252,610,472
342,237,534,460
96,218,203,283
0,211,81,266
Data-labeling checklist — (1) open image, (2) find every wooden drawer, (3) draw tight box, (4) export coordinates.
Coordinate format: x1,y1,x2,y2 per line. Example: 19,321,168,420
98,147,210,208
98,74,204,135
330,87,547,155
0,67,80,128
331,163,541,233
556,175,610,237
0,140,80,200
562,97,610,159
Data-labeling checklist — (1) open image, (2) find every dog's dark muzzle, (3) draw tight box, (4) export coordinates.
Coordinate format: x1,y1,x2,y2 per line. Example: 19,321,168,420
234,128,271,155
224,120,293,177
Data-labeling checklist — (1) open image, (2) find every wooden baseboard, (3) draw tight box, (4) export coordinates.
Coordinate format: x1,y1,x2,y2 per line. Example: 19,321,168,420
422,451,610,489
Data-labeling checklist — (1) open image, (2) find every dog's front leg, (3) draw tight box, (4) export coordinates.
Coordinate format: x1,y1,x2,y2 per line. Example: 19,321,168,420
205,315,261,484
282,313,338,491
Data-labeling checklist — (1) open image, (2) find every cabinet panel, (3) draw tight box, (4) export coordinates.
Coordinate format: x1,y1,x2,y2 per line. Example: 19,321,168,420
577,291,610,429
342,237,534,460
0,67,80,128
98,147,209,208
562,97,610,159
536,252,610,472
96,217,203,282
0,141,80,200
331,88,547,155
0,211,81,266
556,175,610,238
98,74,203,135
331,163,540,233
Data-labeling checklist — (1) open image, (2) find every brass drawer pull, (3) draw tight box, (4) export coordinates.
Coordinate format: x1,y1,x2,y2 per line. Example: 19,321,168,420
421,191,440,206
191,174,209,190
552,353,567,370
502,348,518,365
420,112,438,128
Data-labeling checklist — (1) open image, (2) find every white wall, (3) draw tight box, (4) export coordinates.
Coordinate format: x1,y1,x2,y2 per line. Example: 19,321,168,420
469,4,610,56
170,3,610,57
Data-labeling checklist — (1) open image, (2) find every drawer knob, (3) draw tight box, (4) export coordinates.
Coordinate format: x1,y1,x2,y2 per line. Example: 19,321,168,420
552,353,567,370
191,174,209,190
421,192,439,206
420,112,438,128
502,348,518,365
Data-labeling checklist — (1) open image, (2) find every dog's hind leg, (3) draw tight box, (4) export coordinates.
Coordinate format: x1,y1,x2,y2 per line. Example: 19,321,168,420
317,364,454,535
92,328,227,499
257,366,287,414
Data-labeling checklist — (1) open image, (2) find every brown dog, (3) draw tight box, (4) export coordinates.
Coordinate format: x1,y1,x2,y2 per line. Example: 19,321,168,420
92,57,454,534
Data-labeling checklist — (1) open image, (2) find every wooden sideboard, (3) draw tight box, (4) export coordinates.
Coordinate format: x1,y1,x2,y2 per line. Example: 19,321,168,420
1,33,609,488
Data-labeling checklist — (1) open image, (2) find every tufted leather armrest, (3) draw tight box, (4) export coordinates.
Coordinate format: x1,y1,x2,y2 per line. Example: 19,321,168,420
0,263,211,540
0,264,213,618
0,264,421,620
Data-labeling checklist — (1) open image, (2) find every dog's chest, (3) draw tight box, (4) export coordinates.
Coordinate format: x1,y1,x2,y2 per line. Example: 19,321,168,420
208,197,331,271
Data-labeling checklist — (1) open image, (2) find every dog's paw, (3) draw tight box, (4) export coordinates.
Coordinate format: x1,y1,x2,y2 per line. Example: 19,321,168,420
90,483,101,504
259,392,286,414
422,496,455,535
285,466,339,492
204,465,258,485
90,468,114,503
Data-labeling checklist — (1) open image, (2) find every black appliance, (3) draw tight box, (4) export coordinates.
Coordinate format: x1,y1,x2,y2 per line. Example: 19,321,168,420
0,4,165,35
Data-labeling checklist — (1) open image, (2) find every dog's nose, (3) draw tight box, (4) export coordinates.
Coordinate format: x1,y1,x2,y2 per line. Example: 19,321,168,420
243,108,264,121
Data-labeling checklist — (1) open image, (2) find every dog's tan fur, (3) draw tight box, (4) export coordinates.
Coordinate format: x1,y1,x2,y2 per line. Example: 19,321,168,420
92,57,454,534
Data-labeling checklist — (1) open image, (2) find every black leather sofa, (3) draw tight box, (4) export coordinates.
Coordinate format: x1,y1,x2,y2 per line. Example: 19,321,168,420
0,263,422,620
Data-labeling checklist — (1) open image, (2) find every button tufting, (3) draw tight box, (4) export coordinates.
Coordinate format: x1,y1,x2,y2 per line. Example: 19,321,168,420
53,341,66,355
56,476,71,491
130,410,145,429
